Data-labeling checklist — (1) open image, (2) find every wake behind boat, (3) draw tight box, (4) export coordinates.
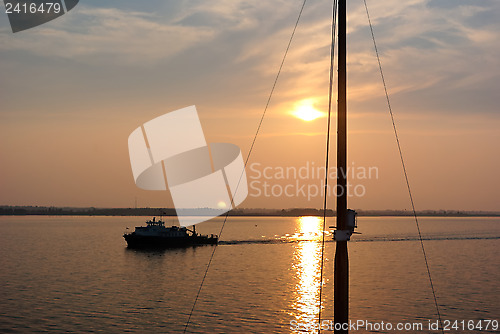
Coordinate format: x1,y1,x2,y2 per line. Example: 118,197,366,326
123,217,218,249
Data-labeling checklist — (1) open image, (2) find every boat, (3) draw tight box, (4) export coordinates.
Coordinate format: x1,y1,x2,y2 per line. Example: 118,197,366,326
123,217,218,249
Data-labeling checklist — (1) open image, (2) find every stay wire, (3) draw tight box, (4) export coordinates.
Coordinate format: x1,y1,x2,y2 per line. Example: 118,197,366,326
318,0,338,331
182,1,308,332
362,0,444,332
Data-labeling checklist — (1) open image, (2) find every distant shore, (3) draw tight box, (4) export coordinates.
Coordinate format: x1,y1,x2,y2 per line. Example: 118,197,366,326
1,206,498,217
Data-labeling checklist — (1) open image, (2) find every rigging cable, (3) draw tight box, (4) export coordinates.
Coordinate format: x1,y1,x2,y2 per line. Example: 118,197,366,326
318,0,338,331
362,0,444,332
182,0,309,332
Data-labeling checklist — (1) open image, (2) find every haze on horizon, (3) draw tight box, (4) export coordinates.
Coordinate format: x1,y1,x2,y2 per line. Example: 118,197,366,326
1,0,499,211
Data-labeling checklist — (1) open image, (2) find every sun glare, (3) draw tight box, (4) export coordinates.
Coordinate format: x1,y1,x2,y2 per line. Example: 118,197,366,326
292,100,325,122
290,215,323,322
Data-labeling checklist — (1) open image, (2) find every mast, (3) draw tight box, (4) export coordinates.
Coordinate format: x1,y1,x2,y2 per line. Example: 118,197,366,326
334,0,350,332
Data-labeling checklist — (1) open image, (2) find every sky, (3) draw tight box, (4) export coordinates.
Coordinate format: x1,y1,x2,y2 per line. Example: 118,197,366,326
0,0,499,211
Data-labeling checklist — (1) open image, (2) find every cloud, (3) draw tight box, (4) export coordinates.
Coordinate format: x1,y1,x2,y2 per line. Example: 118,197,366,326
345,0,500,115
0,6,215,65
184,0,500,116
1,0,498,117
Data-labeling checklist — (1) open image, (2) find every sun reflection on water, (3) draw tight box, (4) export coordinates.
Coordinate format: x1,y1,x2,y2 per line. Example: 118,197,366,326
290,216,324,330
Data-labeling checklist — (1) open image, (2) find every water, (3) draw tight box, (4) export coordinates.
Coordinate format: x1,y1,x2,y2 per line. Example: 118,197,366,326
0,216,498,333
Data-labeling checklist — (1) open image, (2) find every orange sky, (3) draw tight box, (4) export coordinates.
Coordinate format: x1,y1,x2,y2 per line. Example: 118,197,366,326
1,0,499,211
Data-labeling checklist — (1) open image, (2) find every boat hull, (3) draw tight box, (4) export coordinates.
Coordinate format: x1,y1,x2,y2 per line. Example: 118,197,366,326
123,233,218,249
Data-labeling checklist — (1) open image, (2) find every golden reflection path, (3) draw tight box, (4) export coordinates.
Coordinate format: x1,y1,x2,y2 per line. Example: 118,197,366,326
290,216,325,331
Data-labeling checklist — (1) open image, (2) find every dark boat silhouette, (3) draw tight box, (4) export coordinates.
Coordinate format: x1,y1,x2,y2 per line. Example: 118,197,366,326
123,217,217,249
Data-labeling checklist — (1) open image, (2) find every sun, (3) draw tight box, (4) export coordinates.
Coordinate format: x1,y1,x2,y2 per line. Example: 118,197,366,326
291,100,325,121
217,201,227,209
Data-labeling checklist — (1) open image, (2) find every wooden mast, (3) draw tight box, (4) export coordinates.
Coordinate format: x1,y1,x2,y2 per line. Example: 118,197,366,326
334,0,349,332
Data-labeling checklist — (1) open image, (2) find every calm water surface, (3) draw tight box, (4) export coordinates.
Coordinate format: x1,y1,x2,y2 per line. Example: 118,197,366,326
0,216,498,333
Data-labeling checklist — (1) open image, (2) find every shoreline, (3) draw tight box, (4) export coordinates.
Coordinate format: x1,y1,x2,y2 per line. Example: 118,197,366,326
1,206,499,217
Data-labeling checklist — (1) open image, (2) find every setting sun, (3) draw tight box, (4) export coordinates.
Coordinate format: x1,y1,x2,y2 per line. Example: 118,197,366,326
291,100,325,121
217,201,227,208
